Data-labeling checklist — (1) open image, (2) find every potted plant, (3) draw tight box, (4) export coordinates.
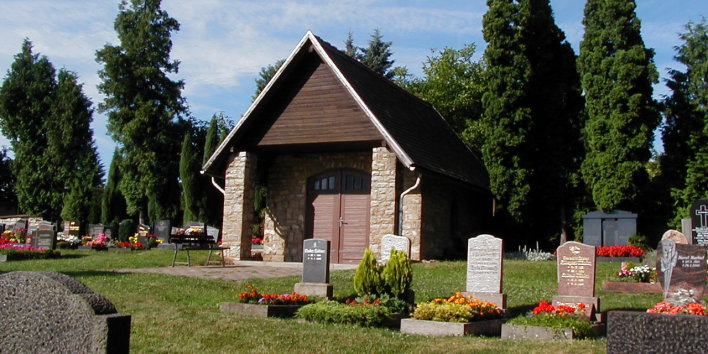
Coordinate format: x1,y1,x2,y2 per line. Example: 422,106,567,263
400,292,504,336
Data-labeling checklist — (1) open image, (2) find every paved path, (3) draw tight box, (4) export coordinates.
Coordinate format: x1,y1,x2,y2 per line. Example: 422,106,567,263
111,260,357,281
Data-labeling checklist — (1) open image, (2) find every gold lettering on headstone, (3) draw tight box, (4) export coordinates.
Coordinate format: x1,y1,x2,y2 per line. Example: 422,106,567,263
560,255,592,287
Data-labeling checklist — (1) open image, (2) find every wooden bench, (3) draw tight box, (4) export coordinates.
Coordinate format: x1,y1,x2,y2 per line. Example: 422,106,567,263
169,234,226,267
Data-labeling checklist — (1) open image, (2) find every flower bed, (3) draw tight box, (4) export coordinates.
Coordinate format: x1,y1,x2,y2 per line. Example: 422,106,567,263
221,286,311,318
0,244,61,261
596,245,644,258
502,301,599,340
400,292,504,336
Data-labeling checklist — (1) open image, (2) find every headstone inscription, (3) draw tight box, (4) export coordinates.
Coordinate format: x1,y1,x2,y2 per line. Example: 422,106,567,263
34,229,56,249
380,234,411,262
691,199,708,246
294,239,333,298
553,241,600,321
137,224,150,237
656,239,707,304
153,220,171,243
0,271,131,353
463,234,506,308
63,221,80,237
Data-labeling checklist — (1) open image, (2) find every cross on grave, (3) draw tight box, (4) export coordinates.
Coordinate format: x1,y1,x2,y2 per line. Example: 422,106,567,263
695,205,708,229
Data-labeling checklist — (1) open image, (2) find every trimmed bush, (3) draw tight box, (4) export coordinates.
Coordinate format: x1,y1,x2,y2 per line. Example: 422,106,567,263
353,249,383,296
296,300,391,327
118,219,134,242
382,249,412,299
0,249,61,260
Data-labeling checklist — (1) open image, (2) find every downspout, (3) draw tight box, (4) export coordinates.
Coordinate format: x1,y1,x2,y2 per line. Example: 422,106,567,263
210,176,226,196
397,167,421,235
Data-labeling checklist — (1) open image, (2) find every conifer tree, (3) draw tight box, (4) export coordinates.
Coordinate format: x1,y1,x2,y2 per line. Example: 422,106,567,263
0,40,61,220
578,0,660,212
96,0,186,223
360,29,395,78
252,59,285,101
102,149,127,224
179,133,199,223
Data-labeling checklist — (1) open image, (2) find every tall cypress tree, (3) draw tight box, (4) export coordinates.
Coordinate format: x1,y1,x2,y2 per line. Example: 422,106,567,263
0,40,61,220
480,0,533,224
578,0,660,212
664,19,708,224
102,149,127,224
96,0,186,223
179,133,199,223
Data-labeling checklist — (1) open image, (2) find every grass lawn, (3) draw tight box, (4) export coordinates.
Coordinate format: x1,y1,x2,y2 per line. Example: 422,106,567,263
0,249,684,353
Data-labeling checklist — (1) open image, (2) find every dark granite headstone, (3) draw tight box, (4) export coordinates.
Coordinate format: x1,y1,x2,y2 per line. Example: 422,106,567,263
87,224,104,239
553,241,599,320
656,240,707,303
13,219,27,233
302,239,330,283
691,199,708,246
153,220,171,243
607,311,708,353
0,271,131,353
64,221,80,237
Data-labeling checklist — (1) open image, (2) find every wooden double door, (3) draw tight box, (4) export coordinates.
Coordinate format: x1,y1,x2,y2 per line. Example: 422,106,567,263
306,169,371,264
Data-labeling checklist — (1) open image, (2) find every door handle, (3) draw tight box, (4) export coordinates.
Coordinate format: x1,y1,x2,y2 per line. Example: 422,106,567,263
339,217,344,227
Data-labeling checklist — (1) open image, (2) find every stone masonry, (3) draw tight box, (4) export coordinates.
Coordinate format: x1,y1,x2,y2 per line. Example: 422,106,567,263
222,151,256,261
369,147,398,258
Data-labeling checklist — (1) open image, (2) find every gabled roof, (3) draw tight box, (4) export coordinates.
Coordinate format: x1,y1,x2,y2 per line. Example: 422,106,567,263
202,31,489,191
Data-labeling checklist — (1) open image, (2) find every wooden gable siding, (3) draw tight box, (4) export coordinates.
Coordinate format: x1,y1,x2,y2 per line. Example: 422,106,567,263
257,60,381,147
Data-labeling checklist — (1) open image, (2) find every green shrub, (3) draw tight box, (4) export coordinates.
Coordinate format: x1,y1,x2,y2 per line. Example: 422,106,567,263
296,300,391,327
628,234,649,250
353,249,383,296
0,249,61,260
352,293,411,315
507,314,593,339
382,249,412,299
118,219,134,242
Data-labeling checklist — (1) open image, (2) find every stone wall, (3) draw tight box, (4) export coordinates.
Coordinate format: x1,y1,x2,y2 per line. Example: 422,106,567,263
221,152,257,261
263,151,372,262
368,147,398,257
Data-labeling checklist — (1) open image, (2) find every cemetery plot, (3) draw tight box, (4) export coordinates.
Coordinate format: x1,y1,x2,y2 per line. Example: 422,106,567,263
294,239,333,298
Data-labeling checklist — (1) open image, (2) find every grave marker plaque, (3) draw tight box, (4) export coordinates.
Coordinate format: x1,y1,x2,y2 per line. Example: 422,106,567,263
464,234,506,308
553,241,599,320
302,239,330,283
63,221,80,237
153,220,171,243
691,199,708,246
380,234,410,262
656,240,707,303
35,230,55,249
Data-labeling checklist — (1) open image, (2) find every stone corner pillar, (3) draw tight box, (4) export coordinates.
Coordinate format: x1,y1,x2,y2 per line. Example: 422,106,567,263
369,147,397,259
221,151,257,261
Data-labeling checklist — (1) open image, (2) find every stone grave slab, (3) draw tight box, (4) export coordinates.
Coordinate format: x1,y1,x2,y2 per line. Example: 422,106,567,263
0,271,131,353
553,241,599,321
661,229,688,244
657,239,707,303
691,199,708,246
294,239,332,298
380,234,410,262
463,234,506,308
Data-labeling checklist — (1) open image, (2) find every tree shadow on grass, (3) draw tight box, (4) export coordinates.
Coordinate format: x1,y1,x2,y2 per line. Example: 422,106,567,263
505,304,535,317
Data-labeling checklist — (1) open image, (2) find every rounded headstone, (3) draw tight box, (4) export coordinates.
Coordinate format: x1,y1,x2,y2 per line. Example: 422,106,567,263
661,229,688,244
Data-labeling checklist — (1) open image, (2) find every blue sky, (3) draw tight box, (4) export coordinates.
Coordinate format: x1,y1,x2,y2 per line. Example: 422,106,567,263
0,0,705,169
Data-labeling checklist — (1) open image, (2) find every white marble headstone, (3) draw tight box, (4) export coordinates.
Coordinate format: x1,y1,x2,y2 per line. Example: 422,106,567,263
380,234,411,262
466,234,503,293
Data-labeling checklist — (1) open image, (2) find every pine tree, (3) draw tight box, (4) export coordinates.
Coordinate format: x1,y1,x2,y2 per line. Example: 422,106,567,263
0,147,16,209
179,133,199,223
102,149,127,224
360,29,395,78
96,0,186,223
0,40,61,220
252,59,285,101
578,0,660,212
343,31,360,59
664,19,708,223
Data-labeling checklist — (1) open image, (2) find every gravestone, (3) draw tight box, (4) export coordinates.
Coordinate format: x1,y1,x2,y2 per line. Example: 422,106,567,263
103,225,116,240
13,219,27,233
656,239,707,304
64,221,80,237
380,234,410,262
294,239,333,298
0,271,131,353
137,224,150,237
582,210,637,246
32,229,56,249
206,226,220,243
87,224,104,239
153,220,171,243
553,241,600,321
37,221,54,231
462,234,506,308
661,229,688,244
691,199,708,246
